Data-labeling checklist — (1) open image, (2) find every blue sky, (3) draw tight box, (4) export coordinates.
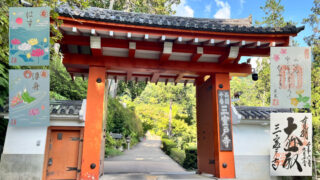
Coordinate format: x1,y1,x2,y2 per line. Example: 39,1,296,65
172,0,314,46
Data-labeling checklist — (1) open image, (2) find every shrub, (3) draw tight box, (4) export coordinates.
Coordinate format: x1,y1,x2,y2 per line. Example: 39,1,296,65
105,133,116,147
183,147,197,170
105,147,123,157
107,97,143,138
170,148,185,165
161,138,177,155
162,134,169,139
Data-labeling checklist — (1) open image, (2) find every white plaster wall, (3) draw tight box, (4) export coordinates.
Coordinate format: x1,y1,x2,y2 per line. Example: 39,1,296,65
2,118,84,155
232,123,279,180
3,126,47,155
233,123,270,156
50,120,85,127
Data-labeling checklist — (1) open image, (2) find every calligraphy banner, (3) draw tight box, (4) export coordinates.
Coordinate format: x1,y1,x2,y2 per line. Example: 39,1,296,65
270,113,312,176
9,7,50,66
270,47,311,108
218,90,233,151
9,70,50,126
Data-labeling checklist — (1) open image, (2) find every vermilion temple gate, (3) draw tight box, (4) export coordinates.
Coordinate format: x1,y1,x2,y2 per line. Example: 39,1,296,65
55,5,303,180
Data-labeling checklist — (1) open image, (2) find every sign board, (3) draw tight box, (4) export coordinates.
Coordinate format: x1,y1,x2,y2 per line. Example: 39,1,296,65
270,47,311,108
9,70,50,126
9,7,50,66
270,113,312,176
218,90,233,151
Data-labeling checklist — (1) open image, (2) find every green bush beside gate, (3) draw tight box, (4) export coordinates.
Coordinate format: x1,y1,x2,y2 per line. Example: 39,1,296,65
161,138,198,170
183,147,197,170
161,138,177,155
170,148,185,164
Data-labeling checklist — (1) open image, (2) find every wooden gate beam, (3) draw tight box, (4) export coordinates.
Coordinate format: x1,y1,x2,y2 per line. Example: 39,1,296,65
63,53,252,75
80,66,106,180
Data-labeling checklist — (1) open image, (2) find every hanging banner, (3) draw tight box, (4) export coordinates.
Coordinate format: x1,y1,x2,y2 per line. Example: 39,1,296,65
9,7,50,66
218,90,233,151
270,47,311,108
9,70,50,126
270,113,312,176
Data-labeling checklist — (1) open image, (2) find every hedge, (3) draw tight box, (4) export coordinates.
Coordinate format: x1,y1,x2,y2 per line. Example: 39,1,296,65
161,138,177,155
170,148,186,165
183,147,197,170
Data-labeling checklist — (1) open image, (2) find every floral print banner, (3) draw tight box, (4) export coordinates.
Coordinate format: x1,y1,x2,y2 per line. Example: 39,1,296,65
9,70,49,126
270,47,311,108
9,7,50,66
270,113,312,176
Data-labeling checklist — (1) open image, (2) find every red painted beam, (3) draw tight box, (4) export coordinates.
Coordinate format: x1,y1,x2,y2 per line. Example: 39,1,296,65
129,42,136,58
165,78,169,85
175,73,184,83
151,73,160,83
232,56,242,64
60,35,271,57
184,80,188,87
160,53,171,61
218,53,229,64
63,53,252,75
191,53,202,62
128,49,135,58
91,48,102,56
126,71,132,82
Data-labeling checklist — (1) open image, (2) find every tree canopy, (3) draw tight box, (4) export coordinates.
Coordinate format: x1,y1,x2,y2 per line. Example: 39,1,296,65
303,0,320,153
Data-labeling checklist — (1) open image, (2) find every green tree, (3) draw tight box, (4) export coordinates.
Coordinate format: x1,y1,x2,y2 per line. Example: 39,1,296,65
90,0,180,15
50,53,88,100
233,0,296,107
231,76,259,106
129,83,196,148
254,59,271,106
303,0,320,153
117,81,147,101
255,0,286,28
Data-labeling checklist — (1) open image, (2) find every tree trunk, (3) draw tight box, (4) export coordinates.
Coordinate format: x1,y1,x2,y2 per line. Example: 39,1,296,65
123,0,131,12
168,99,172,137
108,0,115,10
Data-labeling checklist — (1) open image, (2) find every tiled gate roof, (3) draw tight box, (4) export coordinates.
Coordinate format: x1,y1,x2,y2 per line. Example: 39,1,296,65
56,4,304,34
235,106,291,120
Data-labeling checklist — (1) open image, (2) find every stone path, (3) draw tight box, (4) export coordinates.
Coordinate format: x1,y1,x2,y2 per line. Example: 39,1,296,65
102,135,214,180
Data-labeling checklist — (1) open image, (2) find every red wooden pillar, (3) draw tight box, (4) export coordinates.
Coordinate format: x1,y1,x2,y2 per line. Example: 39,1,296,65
80,66,106,180
196,73,235,179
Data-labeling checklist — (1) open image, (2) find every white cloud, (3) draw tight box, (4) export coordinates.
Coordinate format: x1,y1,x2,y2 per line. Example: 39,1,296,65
240,0,245,9
250,57,262,70
172,0,194,17
205,4,212,13
239,0,245,14
213,0,231,19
